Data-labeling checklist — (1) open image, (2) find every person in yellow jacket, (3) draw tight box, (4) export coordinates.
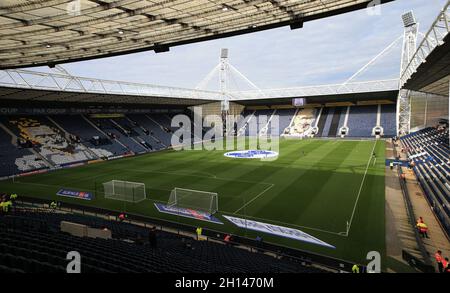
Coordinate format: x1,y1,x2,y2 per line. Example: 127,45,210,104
50,201,58,210
196,227,202,240
416,222,429,238
9,193,17,201
352,264,360,273
2,201,12,213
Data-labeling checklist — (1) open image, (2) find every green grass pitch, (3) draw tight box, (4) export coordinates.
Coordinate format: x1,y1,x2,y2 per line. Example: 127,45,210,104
0,138,386,265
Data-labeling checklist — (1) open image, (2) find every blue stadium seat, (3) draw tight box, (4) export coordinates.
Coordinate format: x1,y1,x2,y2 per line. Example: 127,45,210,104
0,209,325,273
401,127,450,236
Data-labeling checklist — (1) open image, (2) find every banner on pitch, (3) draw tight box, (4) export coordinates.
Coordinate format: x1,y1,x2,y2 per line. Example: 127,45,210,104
154,203,223,224
57,189,93,201
223,215,335,249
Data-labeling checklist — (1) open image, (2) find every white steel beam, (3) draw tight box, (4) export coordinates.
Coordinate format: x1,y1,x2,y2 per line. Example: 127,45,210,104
400,1,450,88
0,69,221,101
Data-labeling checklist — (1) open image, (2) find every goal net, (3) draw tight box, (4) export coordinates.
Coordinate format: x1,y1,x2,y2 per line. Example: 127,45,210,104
168,187,218,215
103,180,146,203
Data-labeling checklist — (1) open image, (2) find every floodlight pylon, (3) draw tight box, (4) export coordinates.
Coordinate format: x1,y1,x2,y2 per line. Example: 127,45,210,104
397,11,419,136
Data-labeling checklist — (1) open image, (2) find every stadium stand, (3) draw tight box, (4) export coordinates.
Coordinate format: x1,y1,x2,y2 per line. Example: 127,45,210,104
347,105,378,137
315,107,329,137
0,116,97,166
0,0,448,276
337,107,348,135
328,107,346,137
50,115,121,157
153,114,178,131
0,126,48,177
109,117,156,151
238,110,255,136
314,107,347,138
0,208,325,273
239,108,296,136
0,105,398,178
400,127,450,236
88,117,148,154
279,105,395,138
276,108,297,135
114,117,163,151
320,107,335,137
284,108,317,137
254,109,275,136
380,104,397,137
127,114,173,147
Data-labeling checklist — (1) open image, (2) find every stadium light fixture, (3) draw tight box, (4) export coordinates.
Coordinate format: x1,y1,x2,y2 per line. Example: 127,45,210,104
402,11,417,27
221,48,228,59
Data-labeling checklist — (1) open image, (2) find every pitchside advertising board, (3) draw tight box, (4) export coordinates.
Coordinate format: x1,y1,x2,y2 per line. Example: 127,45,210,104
153,202,334,248
56,189,93,200
154,203,223,224
223,215,335,249
0,107,184,115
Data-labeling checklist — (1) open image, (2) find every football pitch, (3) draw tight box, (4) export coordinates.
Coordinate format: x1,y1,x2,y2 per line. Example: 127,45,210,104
0,138,386,265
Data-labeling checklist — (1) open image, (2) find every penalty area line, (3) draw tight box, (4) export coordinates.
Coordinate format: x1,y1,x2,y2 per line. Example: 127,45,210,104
233,183,275,214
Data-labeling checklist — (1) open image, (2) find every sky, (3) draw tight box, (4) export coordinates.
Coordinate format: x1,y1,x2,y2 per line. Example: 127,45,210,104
33,0,447,90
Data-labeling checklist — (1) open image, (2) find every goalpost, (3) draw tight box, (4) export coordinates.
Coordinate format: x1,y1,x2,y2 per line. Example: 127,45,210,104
168,187,218,215
103,180,146,203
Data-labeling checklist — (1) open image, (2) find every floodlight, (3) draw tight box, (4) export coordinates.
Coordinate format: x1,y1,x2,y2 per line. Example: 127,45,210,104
402,11,416,27
221,48,228,59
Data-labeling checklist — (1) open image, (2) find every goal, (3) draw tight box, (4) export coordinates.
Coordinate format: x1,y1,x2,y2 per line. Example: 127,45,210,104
168,187,218,215
103,180,146,203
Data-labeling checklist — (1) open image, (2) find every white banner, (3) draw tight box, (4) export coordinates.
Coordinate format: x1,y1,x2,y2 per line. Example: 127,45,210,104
223,215,335,249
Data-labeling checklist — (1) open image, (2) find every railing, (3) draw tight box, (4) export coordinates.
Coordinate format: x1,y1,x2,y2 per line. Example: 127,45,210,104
0,68,400,102
0,68,403,104
0,69,221,101
400,1,450,88
230,79,399,100
396,165,434,271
